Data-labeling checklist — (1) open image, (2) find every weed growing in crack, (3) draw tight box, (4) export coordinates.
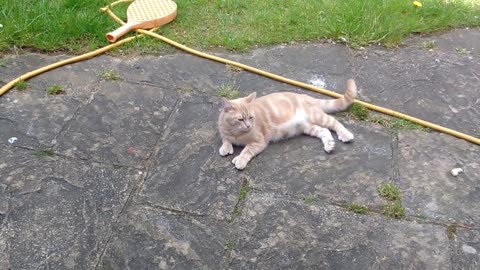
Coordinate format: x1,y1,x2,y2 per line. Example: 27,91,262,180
301,194,317,204
381,201,406,219
418,213,428,220
15,80,28,90
99,69,121,81
348,103,369,120
422,40,436,49
447,225,457,240
33,149,55,157
228,178,251,223
217,83,240,99
348,104,430,132
455,47,471,55
346,203,369,214
226,64,243,73
46,85,64,95
378,183,401,201
224,240,235,269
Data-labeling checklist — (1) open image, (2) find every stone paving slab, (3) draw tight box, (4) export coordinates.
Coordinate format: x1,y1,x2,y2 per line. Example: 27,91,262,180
98,204,228,269
397,130,480,224
0,146,141,270
230,193,450,270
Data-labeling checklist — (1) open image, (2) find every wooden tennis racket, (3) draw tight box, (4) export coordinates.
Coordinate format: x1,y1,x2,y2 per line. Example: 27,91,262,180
106,0,177,42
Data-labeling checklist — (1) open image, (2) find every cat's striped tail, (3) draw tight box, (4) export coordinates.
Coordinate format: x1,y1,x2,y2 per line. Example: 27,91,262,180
318,79,357,113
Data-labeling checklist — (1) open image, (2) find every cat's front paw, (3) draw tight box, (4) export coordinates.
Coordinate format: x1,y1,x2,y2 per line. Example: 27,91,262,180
324,139,335,153
338,130,354,143
232,155,248,170
219,143,234,156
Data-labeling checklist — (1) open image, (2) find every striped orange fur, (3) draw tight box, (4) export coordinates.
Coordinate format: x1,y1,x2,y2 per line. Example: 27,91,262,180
218,79,357,170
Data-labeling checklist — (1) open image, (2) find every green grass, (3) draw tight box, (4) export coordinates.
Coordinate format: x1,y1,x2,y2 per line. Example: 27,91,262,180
99,69,121,81
46,85,64,95
1,0,479,54
228,178,251,223
14,80,28,90
217,83,241,99
301,195,317,205
346,203,369,214
378,183,402,201
33,149,55,157
422,40,436,49
349,104,431,132
348,103,370,120
381,201,406,219
447,225,457,240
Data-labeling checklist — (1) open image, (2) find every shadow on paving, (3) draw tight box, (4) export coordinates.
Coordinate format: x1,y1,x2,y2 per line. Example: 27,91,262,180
1,28,479,269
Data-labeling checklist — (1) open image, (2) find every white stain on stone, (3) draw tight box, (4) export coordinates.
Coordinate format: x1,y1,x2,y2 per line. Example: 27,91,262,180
462,244,477,254
309,75,326,88
7,137,17,144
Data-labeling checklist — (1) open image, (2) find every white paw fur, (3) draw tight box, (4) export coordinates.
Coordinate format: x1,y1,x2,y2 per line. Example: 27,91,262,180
219,144,234,156
232,155,248,170
338,130,354,142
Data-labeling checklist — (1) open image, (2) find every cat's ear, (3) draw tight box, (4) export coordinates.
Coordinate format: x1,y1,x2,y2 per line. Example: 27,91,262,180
245,92,257,103
221,98,233,112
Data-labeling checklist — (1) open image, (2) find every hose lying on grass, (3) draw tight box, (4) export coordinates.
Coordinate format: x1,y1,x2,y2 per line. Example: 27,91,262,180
1,0,478,146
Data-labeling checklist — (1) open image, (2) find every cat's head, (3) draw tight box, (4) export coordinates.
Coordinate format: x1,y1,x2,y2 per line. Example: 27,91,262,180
220,92,257,133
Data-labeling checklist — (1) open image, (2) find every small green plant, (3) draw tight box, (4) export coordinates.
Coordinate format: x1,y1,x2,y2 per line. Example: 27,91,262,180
99,69,121,81
228,179,251,223
348,103,369,120
217,83,240,99
418,213,428,220
389,119,430,131
224,240,235,250
33,149,55,157
422,40,436,49
15,80,28,90
381,201,406,219
446,225,457,240
226,64,243,73
301,195,317,204
224,240,235,268
378,183,401,201
369,115,430,132
455,48,471,55
346,203,369,214
46,85,64,95
0,59,8,67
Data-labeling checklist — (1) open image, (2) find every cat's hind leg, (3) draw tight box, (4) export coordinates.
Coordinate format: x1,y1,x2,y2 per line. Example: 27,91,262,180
311,111,354,143
304,124,335,153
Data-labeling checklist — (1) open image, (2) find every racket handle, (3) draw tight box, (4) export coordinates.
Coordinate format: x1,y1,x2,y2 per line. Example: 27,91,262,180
106,23,135,42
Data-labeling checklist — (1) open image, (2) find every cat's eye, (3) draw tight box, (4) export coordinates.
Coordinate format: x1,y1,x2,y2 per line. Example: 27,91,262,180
249,116,253,120
237,118,244,121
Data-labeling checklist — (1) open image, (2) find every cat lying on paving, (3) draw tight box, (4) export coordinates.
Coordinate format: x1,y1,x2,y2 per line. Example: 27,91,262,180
218,79,357,170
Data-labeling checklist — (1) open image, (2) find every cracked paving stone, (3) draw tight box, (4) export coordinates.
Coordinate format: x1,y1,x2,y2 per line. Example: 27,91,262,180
230,193,451,270
451,228,480,270
353,44,480,136
397,131,480,224
54,80,178,167
0,146,141,270
138,97,244,220
0,83,84,149
246,121,392,206
98,203,228,269
116,53,232,96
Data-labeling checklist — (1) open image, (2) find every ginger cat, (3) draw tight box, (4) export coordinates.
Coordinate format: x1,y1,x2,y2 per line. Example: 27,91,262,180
218,79,357,170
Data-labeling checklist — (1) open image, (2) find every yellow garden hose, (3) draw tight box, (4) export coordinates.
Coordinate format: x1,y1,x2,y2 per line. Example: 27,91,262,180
0,35,138,96
1,1,479,146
